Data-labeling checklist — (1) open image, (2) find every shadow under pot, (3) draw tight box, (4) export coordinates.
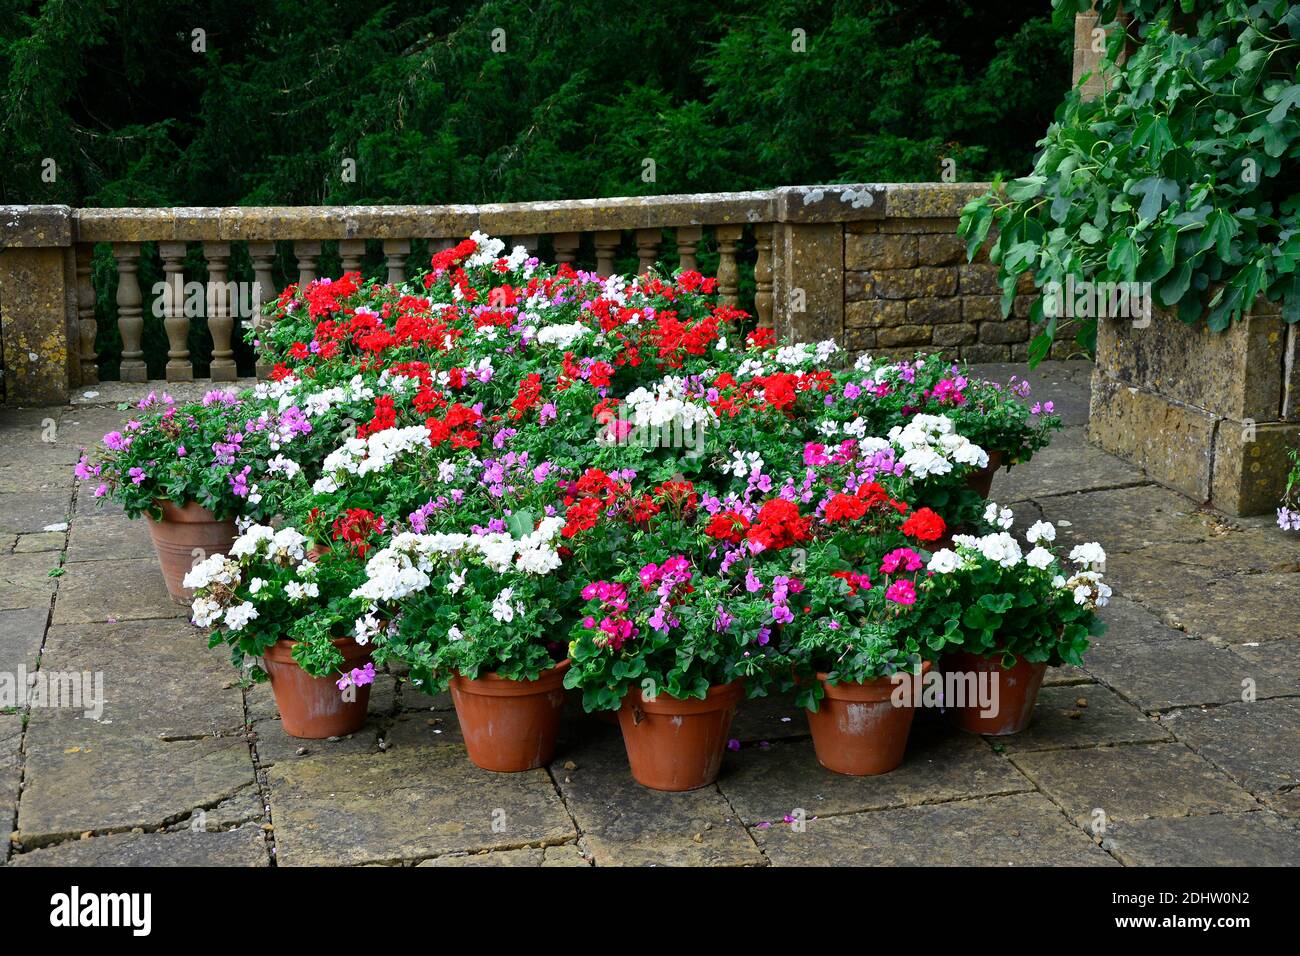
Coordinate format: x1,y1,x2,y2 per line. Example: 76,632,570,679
146,500,238,605
966,450,1005,499
262,637,373,739
449,659,571,772
805,661,932,776
941,649,1047,736
618,681,744,792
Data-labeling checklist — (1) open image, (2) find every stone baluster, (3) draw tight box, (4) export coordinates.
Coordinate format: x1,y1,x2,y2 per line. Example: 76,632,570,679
204,242,237,381
676,226,702,272
594,231,619,276
715,225,743,307
339,238,366,275
754,223,774,328
552,232,580,266
113,243,146,383
158,241,192,382
75,245,98,386
383,239,411,284
636,228,661,275
248,242,278,379
512,235,539,257
294,241,321,285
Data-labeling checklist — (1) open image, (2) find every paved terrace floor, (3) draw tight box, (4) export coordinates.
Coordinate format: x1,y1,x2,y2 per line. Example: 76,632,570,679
1,360,1297,867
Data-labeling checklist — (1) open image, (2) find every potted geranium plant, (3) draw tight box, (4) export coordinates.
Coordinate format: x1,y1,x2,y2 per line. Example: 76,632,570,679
74,389,262,603
920,506,1110,734
185,522,376,738
565,553,779,792
351,513,574,772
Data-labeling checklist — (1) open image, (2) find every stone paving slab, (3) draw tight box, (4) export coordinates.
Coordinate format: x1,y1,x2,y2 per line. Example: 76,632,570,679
553,730,763,866
1232,638,1300,686
13,532,66,553
0,605,48,673
1011,743,1261,827
37,619,245,738
1159,698,1300,793
267,744,575,866
0,715,22,855
1086,633,1291,712
0,552,59,611
729,690,808,744
417,844,590,867
16,724,255,848
717,716,1033,824
10,825,269,866
50,557,185,625
992,427,1147,502
64,514,157,563
755,792,1117,866
1034,484,1229,555
989,684,1172,753
0,466,72,496
1101,812,1300,867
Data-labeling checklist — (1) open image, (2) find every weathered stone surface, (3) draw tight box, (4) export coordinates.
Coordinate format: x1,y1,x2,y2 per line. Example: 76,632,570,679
844,299,906,329
845,233,915,270
907,297,962,325
0,246,74,406
1012,743,1260,825
64,514,156,563
0,205,72,247
979,319,1028,344
718,717,1032,824
729,690,808,744
1043,665,1091,686
37,619,244,737
554,732,762,866
992,684,1171,753
0,604,48,672
883,183,986,220
267,745,575,866
874,267,958,300
1211,419,1300,516
1086,632,1291,712
992,428,1146,500
756,792,1115,866
1088,373,1217,502
960,343,1010,362
916,233,966,266
772,222,843,344
50,557,185,625
1232,638,1300,686
0,492,72,534
10,824,269,866
931,322,978,347
13,531,65,553
1096,306,1287,422
418,844,590,867
774,184,883,223
1102,812,1299,867
1160,698,1300,793
1039,484,1226,561
17,724,254,846
0,551,58,610
0,714,22,857
876,324,934,348
1116,527,1300,574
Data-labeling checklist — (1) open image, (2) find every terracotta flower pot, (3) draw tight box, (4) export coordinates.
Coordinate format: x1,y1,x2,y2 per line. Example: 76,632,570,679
146,500,238,604
449,659,571,772
965,450,1005,499
805,661,932,776
263,637,373,739
617,681,744,792
942,649,1047,735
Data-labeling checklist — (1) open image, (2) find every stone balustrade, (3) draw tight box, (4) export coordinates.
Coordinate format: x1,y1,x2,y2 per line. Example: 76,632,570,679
0,183,1047,406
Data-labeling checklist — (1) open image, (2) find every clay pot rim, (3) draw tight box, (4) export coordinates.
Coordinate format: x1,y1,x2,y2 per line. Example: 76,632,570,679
816,660,933,702
943,649,1048,671
450,658,571,697
263,636,372,668
624,679,745,715
152,499,225,523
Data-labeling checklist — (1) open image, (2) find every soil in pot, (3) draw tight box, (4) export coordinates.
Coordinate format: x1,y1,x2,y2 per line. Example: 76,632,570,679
147,500,238,605
942,649,1046,735
805,661,931,775
449,659,570,772
966,450,1005,499
618,681,744,792
263,637,373,739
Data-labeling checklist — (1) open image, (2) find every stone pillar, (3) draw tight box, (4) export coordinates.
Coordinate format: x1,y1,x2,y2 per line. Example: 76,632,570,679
636,228,661,275
204,242,237,381
158,241,193,382
753,223,774,329
382,239,410,284
113,242,147,383
0,206,76,405
1073,6,1129,100
714,225,742,307
74,243,98,387
339,238,366,275
676,226,702,273
1089,300,1300,516
594,231,619,277
552,232,580,266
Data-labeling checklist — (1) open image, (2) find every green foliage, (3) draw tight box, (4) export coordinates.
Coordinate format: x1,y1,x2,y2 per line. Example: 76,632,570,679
1,0,1070,206
961,0,1300,361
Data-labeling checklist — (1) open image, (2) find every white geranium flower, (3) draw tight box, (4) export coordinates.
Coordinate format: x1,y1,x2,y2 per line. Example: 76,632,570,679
1026,520,1056,544
224,602,259,632
1069,542,1107,567
1025,547,1054,570
927,549,960,574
